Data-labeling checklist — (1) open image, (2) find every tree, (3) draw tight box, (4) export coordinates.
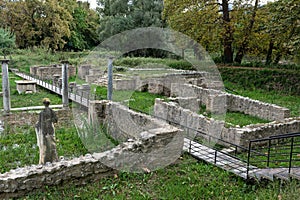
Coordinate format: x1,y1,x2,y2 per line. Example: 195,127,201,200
0,28,15,58
65,2,100,51
39,0,72,51
234,0,259,63
1,0,99,51
264,0,300,64
164,0,235,63
97,0,165,42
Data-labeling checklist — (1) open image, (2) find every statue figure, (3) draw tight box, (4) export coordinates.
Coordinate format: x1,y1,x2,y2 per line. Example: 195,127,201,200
35,98,58,164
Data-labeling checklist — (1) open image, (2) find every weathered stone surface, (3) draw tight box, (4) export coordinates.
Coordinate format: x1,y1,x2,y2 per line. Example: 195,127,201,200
154,99,300,148
172,84,290,121
30,64,76,80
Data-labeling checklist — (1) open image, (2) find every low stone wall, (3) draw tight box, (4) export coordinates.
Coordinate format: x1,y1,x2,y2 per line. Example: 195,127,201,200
113,71,224,96
77,65,91,79
30,64,76,80
171,83,290,121
88,100,182,143
0,154,114,199
154,99,300,148
0,101,183,198
235,118,300,147
154,99,225,143
226,94,290,121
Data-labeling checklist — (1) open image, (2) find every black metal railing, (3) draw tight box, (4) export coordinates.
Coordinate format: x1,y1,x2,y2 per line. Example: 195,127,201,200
130,106,252,178
247,132,300,178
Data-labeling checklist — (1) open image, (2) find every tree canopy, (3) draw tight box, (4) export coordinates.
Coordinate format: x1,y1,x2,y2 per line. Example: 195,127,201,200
0,0,99,51
0,0,298,64
163,0,300,64
0,28,15,58
97,0,165,42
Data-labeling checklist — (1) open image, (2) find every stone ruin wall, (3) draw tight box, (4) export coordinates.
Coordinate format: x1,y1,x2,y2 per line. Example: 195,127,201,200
0,154,114,199
154,99,300,148
113,72,224,96
76,66,225,95
0,101,182,198
171,83,290,121
30,64,76,80
88,100,183,143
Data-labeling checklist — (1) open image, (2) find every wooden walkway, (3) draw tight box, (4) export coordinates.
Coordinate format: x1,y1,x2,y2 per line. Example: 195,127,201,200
14,72,89,107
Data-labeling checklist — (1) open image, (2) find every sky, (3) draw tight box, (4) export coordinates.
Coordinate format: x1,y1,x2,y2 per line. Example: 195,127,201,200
79,0,276,10
79,0,98,9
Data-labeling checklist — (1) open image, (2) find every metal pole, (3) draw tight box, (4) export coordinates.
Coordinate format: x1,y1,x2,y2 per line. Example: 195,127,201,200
1,60,11,115
246,141,252,179
267,139,271,167
107,57,114,100
61,61,69,109
288,137,294,174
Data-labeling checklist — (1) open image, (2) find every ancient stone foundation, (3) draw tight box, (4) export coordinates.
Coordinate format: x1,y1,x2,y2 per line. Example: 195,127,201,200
30,64,76,80
0,154,113,199
154,99,300,148
171,83,290,121
0,101,182,198
113,72,224,96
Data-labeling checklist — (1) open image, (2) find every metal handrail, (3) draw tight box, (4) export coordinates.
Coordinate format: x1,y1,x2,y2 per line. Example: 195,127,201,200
247,133,300,178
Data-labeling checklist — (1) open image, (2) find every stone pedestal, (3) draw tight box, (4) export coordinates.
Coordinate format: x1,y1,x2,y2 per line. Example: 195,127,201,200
15,80,37,94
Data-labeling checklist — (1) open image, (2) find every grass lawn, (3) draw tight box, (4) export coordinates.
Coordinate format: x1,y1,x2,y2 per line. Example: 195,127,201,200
0,73,62,108
225,112,270,127
0,125,87,174
224,80,300,117
22,154,300,199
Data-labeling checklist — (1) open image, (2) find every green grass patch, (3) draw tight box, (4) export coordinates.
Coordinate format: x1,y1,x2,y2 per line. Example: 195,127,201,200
0,73,62,108
220,67,300,96
8,48,88,73
225,112,270,127
198,104,270,127
0,125,87,173
224,80,300,117
21,153,300,199
114,57,195,70
95,86,167,114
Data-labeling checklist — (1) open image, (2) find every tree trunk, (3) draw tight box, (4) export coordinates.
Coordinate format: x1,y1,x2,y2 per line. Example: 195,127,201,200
265,39,274,65
222,0,233,63
234,0,259,64
274,52,282,64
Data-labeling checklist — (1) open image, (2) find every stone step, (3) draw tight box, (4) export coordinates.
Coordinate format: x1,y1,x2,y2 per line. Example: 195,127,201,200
249,168,300,181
